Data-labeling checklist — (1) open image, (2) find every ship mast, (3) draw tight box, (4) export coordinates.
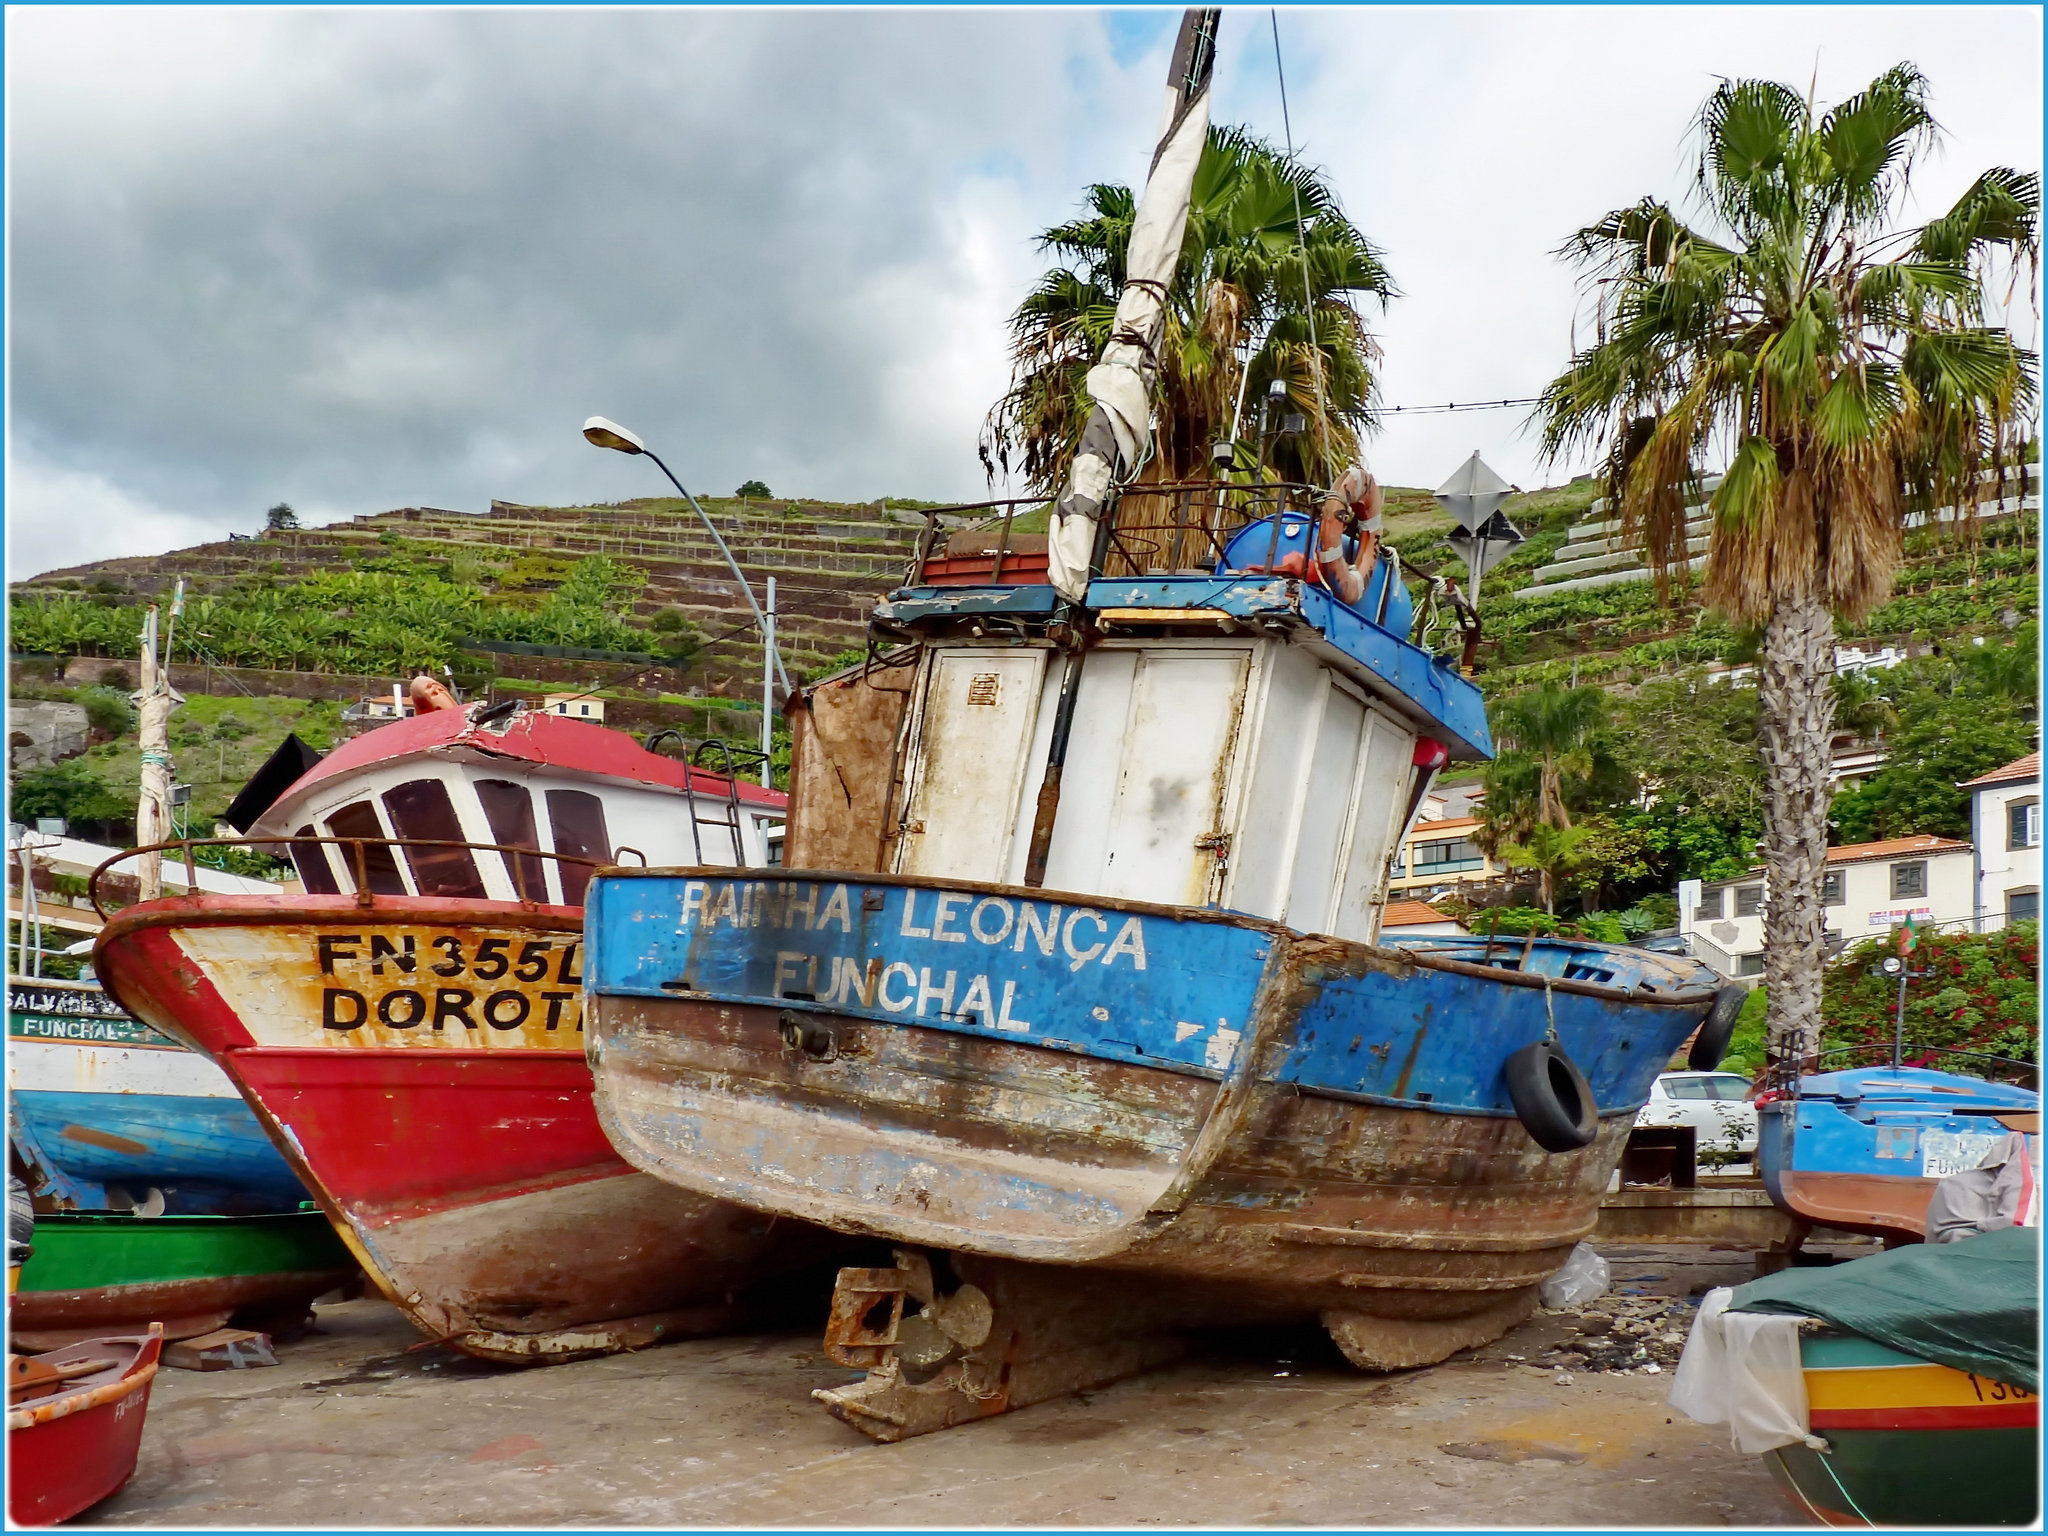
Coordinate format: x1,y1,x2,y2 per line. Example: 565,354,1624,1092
134,579,183,902
1024,8,1221,887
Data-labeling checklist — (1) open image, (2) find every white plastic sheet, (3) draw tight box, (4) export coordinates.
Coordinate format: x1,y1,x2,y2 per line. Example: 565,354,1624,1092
1667,1287,1829,1456
1538,1241,1610,1309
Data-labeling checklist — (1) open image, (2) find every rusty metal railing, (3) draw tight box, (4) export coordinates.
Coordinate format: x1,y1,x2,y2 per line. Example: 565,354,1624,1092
88,835,605,918
1757,1041,2040,1094
904,480,1324,588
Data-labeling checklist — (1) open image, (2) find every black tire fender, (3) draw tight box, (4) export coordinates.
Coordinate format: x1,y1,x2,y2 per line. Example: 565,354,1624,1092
1503,1040,1599,1153
1688,985,1747,1072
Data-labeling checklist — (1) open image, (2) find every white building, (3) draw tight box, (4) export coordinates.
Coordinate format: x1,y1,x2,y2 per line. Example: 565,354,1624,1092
1684,833,1974,983
1965,751,2041,931
1387,815,1505,899
543,693,606,722
1380,900,1468,941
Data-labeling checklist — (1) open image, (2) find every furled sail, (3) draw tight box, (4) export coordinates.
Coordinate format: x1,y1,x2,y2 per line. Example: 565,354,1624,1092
1047,8,1221,600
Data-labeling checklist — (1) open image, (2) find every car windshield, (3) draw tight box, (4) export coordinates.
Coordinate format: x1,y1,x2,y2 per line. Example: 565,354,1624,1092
1663,1075,1753,1100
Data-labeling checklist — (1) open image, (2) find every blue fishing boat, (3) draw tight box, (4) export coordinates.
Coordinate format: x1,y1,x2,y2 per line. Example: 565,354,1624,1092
8,977,309,1215
1757,1056,2039,1247
578,8,1736,1439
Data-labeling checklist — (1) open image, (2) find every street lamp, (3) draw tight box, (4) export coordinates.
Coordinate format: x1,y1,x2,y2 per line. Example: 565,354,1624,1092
583,417,790,786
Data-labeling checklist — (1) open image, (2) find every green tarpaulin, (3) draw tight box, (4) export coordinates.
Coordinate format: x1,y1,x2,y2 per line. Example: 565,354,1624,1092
1730,1226,2041,1391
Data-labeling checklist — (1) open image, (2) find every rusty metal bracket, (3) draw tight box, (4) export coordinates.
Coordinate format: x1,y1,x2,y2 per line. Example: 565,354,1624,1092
821,1267,909,1369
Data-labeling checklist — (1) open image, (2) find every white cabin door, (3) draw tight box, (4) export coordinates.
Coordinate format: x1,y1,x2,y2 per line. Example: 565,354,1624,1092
1097,650,1251,906
897,649,1047,882
1282,681,1367,934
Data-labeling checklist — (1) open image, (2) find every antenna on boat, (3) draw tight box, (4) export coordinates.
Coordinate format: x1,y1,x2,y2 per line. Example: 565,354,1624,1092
1023,7,1221,887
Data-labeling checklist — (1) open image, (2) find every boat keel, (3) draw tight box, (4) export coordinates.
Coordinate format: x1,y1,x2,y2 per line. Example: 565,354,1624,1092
812,1250,1190,1442
1321,1287,1539,1371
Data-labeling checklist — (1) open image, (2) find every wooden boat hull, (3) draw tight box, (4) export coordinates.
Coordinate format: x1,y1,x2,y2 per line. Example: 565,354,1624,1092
1758,1067,2041,1244
9,979,309,1214
7,1325,163,1525
93,894,844,1363
9,1210,355,1350
1766,1330,2040,1526
587,870,1715,1359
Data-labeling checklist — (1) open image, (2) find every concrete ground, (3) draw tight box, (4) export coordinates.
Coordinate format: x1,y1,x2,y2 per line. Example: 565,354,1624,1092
85,1247,1801,1528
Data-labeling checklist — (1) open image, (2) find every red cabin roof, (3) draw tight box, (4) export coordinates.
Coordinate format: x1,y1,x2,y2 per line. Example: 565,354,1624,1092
280,705,787,811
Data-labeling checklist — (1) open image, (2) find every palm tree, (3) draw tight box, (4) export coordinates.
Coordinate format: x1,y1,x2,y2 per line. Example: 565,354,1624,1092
981,125,1395,495
1479,685,1617,910
1533,65,2038,1063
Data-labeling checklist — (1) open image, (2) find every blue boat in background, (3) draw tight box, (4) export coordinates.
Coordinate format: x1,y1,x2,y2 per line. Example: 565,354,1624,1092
9,977,310,1215
1757,1056,2039,1247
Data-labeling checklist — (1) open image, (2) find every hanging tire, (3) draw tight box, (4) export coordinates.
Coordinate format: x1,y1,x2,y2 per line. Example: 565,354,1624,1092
1504,1041,1598,1153
1688,986,1747,1072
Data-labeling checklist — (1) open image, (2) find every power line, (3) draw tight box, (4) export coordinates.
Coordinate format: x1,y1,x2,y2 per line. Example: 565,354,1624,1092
1381,397,1542,417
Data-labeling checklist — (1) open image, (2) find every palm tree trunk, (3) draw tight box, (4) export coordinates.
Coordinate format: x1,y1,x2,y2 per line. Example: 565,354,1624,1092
1758,587,1837,1068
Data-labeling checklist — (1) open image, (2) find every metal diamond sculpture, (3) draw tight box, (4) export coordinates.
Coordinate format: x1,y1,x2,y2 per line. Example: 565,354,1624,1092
1432,450,1515,534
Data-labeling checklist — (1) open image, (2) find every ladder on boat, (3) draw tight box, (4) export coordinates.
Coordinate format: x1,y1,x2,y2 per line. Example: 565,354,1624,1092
643,732,771,867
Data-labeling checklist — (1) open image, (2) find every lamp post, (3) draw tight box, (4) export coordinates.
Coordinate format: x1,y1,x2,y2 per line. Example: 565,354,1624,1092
583,417,789,786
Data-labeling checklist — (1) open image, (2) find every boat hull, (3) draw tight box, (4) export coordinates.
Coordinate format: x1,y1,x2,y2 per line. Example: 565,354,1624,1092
1766,1330,2040,1526
587,871,1714,1354
8,979,309,1214
93,895,842,1363
10,1210,356,1350
7,1325,163,1526
1758,1068,2041,1244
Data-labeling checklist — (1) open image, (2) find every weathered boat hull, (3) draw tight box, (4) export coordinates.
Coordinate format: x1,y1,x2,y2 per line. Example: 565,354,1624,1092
1765,1330,2040,1526
1758,1067,2041,1244
10,1209,356,1350
587,870,1715,1357
93,894,842,1363
9,978,309,1214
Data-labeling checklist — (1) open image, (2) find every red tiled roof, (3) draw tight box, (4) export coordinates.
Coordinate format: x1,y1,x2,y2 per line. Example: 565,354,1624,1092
1825,834,1971,866
1382,900,1463,928
1407,816,1481,836
1962,752,2040,790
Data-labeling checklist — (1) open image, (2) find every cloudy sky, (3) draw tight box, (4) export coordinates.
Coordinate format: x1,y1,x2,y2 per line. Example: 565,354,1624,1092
7,5,2041,580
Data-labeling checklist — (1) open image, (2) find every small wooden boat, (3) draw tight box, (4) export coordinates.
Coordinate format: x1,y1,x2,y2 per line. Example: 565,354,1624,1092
7,1323,164,1525
1756,1058,2039,1246
1770,1328,2039,1526
93,699,847,1363
10,1209,356,1351
9,977,310,1215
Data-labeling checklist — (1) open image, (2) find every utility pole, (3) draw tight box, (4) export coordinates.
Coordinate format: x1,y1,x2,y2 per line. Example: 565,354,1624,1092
760,576,776,788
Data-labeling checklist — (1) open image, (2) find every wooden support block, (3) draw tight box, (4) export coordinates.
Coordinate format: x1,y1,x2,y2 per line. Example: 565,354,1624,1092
165,1328,278,1371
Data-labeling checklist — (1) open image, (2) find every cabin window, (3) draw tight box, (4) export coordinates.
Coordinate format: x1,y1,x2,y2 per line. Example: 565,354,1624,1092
2009,889,2040,925
381,779,487,899
1733,885,1763,918
546,789,610,906
1890,861,1926,899
476,780,550,901
290,824,339,895
2009,800,2040,850
323,801,407,896
1822,870,1844,906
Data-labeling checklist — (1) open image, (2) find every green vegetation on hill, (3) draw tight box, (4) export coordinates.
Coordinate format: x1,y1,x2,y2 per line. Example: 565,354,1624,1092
1823,925,2038,1068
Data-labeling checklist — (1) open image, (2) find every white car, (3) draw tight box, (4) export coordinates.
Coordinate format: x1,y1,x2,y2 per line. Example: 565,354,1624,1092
1634,1070,1758,1157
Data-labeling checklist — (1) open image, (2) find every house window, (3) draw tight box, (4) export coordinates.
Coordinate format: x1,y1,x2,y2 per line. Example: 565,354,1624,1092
1412,838,1485,874
1734,885,1763,918
1891,861,1926,899
1737,952,1765,976
323,801,407,896
2010,889,2040,925
1695,887,1725,922
2009,801,2041,850
1822,870,1844,906
382,779,487,899
546,789,611,906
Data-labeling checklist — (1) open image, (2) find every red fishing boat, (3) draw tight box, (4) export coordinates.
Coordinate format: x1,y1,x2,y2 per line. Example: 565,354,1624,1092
7,1323,163,1525
92,692,837,1363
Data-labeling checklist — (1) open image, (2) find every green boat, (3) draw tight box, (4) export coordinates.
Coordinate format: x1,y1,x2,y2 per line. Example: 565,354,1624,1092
11,1208,359,1350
